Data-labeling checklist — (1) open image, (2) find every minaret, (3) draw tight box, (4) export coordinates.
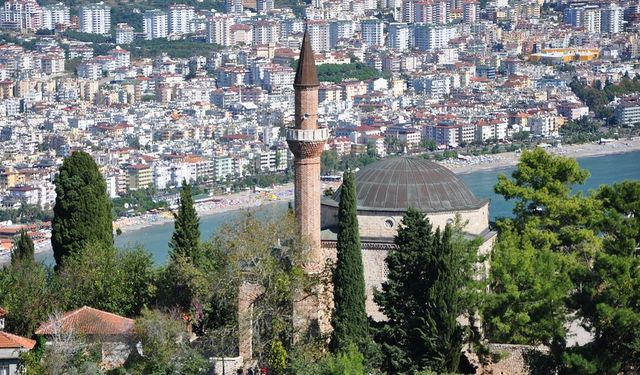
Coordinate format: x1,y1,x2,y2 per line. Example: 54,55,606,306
286,29,328,273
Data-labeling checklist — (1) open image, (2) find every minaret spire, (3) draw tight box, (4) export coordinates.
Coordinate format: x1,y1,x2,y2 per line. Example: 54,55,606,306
295,28,319,88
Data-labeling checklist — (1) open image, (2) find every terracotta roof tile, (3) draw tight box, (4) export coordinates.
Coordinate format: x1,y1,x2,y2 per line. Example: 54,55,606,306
0,331,36,350
35,306,135,336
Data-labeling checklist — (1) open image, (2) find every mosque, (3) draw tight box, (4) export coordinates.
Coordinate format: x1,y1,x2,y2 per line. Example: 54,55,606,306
320,157,496,320
239,28,495,361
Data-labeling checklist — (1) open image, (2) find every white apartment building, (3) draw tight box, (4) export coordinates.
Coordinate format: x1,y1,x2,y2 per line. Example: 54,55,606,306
79,2,110,35
388,22,410,51
115,23,135,44
77,60,102,80
307,20,330,52
530,114,559,137
143,10,168,40
168,4,194,35
225,0,243,15
257,0,274,13
1,0,43,32
213,157,234,181
253,20,279,45
329,20,355,49
600,4,623,34
207,15,233,46
361,18,384,47
40,53,64,74
463,0,479,24
108,47,130,68
42,2,69,30
413,24,457,50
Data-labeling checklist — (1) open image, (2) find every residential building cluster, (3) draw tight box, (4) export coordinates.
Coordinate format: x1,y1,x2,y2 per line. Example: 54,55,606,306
0,0,640,213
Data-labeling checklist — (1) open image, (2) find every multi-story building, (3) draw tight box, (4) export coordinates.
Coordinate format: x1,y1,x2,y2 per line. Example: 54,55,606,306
127,164,152,191
253,20,279,45
115,23,134,44
213,157,234,181
463,0,479,24
257,0,274,13
601,3,624,34
361,18,384,47
413,24,457,50
307,20,330,52
615,97,640,127
143,10,168,40
402,0,415,23
329,20,354,49
108,47,130,68
207,15,233,46
557,101,589,120
168,4,194,35
79,2,110,35
388,22,410,51
225,0,243,15
77,60,102,80
0,0,43,32
529,114,559,137
42,2,69,30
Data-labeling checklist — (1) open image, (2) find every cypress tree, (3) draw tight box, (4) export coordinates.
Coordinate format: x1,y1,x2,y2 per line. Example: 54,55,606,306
413,225,463,372
374,209,464,373
51,151,113,268
330,171,369,354
11,230,34,265
169,180,201,262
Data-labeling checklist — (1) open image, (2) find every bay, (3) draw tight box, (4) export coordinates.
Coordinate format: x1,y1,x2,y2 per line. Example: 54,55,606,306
35,151,640,266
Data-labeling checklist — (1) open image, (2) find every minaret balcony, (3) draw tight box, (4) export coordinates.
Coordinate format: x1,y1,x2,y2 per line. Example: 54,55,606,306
285,127,329,142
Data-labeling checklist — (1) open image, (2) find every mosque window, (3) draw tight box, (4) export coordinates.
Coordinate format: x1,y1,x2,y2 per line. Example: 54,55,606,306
384,218,395,229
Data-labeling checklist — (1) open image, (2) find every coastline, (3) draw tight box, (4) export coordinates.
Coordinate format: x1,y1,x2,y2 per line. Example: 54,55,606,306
3,140,639,265
442,138,640,175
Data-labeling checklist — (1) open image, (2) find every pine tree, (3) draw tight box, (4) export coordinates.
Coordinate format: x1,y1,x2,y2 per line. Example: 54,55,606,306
51,151,113,268
330,171,369,354
374,209,465,373
169,180,201,262
11,230,35,265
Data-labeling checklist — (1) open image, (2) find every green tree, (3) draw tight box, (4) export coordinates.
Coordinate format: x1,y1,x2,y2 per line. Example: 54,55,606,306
330,171,370,355
126,309,208,374
267,338,288,375
564,181,640,373
0,260,52,337
51,151,113,268
169,181,201,262
374,209,467,373
486,148,600,348
55,243,155,317
11,230,34,265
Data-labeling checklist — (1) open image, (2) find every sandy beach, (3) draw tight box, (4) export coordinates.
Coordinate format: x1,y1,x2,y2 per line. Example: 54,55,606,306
441,137,640,174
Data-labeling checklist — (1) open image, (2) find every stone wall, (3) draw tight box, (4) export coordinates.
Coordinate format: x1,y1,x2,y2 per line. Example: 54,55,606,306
321,202,490,238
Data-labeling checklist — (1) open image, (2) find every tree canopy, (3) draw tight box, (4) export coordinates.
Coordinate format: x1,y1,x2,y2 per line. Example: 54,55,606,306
51,151,114,268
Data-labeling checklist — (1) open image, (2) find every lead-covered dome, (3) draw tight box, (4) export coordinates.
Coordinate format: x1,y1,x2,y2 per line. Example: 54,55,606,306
331,157,486,212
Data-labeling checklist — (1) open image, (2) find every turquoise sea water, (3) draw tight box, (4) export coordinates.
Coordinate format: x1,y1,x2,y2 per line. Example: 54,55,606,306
35,151,640,266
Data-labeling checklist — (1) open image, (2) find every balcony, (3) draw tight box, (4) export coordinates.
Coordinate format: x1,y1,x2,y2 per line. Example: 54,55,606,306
285,127,329,142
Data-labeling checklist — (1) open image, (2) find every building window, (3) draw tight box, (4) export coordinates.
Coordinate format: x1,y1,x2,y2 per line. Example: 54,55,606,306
384,218,395,229
0,364,9,375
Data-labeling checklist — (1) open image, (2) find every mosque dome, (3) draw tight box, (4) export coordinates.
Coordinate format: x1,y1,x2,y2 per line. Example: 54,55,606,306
332,157,486,213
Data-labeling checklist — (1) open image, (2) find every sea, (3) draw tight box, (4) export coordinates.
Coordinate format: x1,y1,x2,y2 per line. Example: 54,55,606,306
34,151,640,266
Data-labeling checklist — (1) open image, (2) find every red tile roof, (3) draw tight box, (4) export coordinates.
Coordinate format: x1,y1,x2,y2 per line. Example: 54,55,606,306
35,306,135,336
0,331,36,350
0,307,7,317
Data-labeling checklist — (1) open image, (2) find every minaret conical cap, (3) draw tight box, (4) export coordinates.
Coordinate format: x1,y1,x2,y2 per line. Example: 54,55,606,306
294,28,319,87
